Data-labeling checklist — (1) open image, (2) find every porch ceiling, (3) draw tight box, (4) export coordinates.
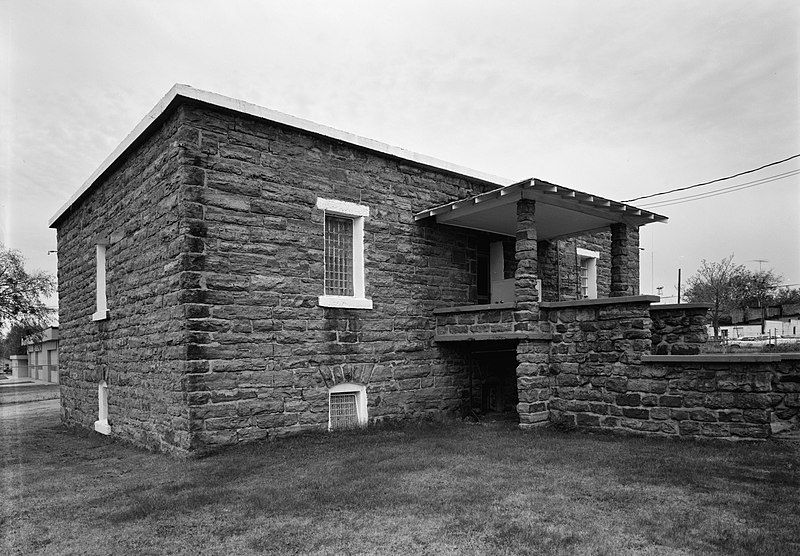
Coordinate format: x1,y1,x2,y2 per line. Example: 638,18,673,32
414,178,668,239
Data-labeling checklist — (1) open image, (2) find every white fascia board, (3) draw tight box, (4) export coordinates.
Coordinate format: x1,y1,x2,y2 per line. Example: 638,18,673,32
316,198,369,217
576,247,600,259
50,84,511,227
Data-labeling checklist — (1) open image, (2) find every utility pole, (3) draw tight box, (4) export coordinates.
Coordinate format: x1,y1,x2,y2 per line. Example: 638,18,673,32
749,260,769,333
677,268,681,304
750,259,768,271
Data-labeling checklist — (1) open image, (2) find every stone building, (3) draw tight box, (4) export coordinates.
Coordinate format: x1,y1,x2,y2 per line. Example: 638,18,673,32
23,327,61,384
50,85,668,455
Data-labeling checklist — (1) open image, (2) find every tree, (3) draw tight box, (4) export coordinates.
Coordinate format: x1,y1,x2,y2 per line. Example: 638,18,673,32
774,287,800,305
0,323,41,359
0,244,56,330
729,268,782,311
683,255,742,338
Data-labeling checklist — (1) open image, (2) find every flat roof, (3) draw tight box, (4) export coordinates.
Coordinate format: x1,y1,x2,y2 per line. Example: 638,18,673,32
49,84,517,228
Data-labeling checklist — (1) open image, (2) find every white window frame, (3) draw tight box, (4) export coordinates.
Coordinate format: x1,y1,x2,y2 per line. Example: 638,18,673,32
577,247,599,299
94,380,111,435
328,382,368,430
316,198,373,309
92,243,109,321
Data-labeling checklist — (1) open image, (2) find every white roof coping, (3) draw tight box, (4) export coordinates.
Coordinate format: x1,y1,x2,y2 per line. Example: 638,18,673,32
49,84,514,227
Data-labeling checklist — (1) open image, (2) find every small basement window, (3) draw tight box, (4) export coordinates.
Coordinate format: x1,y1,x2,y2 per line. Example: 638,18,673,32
328,383,367,431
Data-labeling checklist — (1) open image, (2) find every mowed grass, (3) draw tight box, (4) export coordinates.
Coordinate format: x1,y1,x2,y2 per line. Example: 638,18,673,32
2,401,799,555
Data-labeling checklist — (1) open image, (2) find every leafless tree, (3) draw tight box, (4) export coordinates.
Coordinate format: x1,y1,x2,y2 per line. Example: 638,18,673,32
683,255,742,338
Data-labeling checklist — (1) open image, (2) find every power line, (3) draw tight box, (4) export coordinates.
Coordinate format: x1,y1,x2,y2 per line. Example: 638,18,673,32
639,169,799,207
624,153,800,203
638,169,800,208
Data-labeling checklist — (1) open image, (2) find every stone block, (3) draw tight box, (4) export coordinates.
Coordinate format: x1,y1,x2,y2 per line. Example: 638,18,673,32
616,393,641,406
622,407,649,419
689,409,718,422
575,413,601,427
730,423,770,438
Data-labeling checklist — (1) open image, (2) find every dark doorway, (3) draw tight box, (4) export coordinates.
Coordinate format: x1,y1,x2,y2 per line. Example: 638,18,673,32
468,343,519,422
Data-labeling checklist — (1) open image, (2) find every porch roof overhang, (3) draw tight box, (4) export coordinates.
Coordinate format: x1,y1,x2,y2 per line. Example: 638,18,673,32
413,178,668,239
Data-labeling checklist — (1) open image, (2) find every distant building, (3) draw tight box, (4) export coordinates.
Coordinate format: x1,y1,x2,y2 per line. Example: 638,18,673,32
22,327,60,383
710,303,800,338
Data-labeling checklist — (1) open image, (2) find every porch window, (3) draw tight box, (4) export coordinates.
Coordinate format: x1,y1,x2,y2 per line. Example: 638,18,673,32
576,247,599,299
316,198,373,309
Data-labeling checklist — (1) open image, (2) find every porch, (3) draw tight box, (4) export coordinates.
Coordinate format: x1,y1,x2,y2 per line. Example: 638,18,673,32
417,177,667,343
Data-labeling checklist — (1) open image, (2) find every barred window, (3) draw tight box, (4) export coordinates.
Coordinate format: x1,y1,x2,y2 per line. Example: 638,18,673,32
325,215,354,296
328,383,368,430
316,197,372,309
329,392,359,430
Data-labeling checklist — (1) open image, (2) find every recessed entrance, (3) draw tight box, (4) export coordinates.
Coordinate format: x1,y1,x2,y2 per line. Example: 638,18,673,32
467,343,519,422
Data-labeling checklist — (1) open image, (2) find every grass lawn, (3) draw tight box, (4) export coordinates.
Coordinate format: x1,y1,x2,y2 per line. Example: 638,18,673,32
2,400,799,555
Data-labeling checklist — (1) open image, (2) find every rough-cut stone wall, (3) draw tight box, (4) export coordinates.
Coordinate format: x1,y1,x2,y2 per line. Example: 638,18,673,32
56,108,192,454
543,298,653,430
639,356,800,438
650,304,711,355
176,103,508,451
531,297,799,439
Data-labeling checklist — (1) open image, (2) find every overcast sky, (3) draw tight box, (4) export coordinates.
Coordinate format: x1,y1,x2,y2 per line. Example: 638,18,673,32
2,0,798,312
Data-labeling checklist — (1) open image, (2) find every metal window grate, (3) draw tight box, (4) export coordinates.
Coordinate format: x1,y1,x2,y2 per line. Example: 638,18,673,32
325,215,354,296
330,392,358,429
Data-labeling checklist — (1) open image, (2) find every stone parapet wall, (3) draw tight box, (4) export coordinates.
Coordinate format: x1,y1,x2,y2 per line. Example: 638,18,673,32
539,297,655,430
434,304,516,340
637,355,800,437
519,296,800,439
649,304,711,355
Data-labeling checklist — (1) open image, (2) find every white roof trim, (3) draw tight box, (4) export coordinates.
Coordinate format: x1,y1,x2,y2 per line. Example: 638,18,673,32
49,84,513,227
414,178,668,226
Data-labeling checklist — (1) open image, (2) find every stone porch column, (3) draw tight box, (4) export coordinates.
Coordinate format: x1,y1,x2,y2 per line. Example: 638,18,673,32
514,199,550,428
610,222,633,297
515,199,539,321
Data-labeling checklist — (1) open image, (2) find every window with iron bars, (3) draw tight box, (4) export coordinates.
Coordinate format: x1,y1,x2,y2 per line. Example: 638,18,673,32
329,392,359,430
324,215,354,297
